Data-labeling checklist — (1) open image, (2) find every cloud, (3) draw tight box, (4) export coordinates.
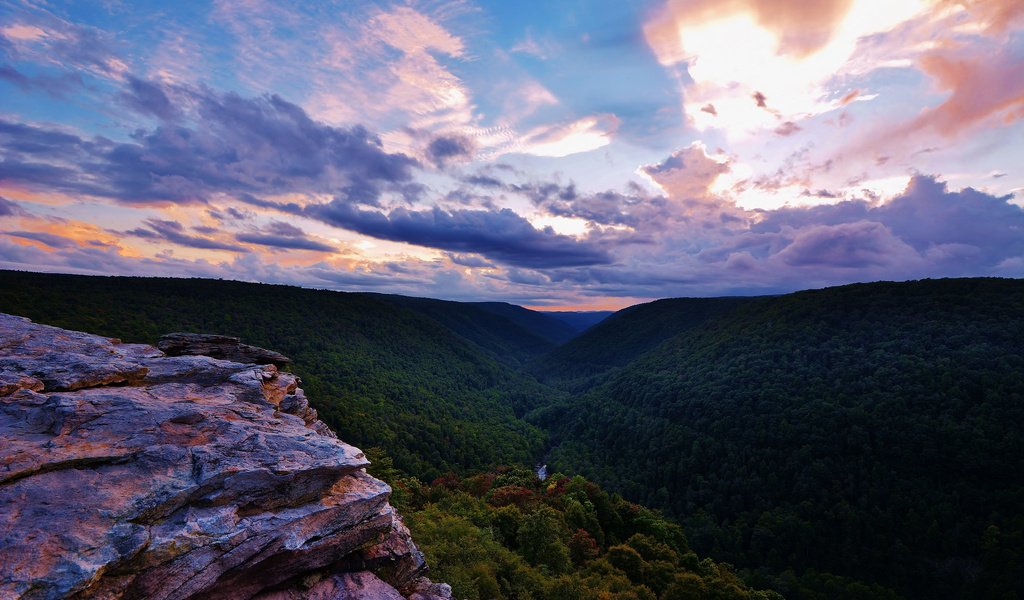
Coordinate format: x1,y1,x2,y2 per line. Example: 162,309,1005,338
0,196,23,216
124,219,247,252
307,4,474,133
234,221,336,252
517,115,618,157
234,232,336,252
118,75,179,121
752,176,1024,267
510,30,558,60
445,252,496,268
643,0,856,65
0,15,127,80
426,134,476,166
4,230,77,248
644,0,929,137
531,173,1024,297
774,121,801,136
775,220,918,267
641,143,731,201
0,84,418,205
943,0,1024,35
306,200,612,268
904,42,1024,137
0,64,82,97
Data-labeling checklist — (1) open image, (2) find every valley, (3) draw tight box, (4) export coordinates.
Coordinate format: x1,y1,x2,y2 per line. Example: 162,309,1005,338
1,270,1021,599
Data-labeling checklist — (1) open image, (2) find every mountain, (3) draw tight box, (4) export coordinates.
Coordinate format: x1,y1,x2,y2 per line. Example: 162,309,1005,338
366,294,574,366
535,278,1024,599
0,313,451,599
0,314,774,600
540,310,615,333
0,270,558,479
3,269,1022,599
469,301,581,345
532,296,753,389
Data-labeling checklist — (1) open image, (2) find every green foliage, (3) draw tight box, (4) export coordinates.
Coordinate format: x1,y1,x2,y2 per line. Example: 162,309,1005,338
400,460,772,600
0,270,558,480
538,278,1024,599
531,296,751,390
371,294,574,368
5,270,1022,599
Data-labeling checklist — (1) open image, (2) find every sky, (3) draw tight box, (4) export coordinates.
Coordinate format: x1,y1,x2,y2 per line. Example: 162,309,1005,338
1,0,1022,309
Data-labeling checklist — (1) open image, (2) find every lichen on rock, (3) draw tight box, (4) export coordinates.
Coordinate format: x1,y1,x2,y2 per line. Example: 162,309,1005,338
0,313,451,600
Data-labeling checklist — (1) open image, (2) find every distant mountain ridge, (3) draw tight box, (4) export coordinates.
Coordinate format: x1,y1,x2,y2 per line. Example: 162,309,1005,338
538,310,614,333
532,296,753,389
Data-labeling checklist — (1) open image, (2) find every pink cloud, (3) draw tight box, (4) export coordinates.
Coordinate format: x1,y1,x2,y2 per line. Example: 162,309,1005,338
943,0,1024,35
645,0,855,63
908,44,1024,136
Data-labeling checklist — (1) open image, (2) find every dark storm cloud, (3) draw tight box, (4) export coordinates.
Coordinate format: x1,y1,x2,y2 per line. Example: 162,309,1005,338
124,219,247,252
426,134,475,165
0,82,418,205
306,200,611,268
118,75,179,121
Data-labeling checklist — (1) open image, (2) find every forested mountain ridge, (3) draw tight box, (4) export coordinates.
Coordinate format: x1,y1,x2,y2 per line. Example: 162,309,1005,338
536,278,1024,599
469,302,582,345
366,293,572,367
538,310,615,333
0,270,563,479
3,269,1022,599
532,295,754,389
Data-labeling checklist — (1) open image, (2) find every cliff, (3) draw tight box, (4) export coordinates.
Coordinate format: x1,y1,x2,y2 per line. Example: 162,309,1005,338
0,313,451,600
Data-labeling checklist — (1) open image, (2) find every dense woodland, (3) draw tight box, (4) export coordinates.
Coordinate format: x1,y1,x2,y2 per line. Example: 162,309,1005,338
536,279,1024,599
369,452,776,600
1,270,1021,599
0,271,557,478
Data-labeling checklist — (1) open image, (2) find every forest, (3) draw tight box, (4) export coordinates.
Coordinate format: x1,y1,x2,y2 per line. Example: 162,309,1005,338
1,270,1021,599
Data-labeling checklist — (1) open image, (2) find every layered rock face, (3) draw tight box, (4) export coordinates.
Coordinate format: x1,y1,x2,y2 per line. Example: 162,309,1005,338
0,313,451,600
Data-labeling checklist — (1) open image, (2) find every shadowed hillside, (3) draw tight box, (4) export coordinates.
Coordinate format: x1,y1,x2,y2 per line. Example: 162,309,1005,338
535,278,1024,599
4,270,1022,599
532,296,754,390
0,270,560,479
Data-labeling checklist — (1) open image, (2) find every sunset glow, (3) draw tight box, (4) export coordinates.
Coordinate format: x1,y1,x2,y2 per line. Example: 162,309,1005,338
1,0,1022,308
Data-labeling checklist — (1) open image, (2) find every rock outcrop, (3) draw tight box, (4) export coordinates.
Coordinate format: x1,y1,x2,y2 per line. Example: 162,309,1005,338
0,313,451,600
157,333,292,368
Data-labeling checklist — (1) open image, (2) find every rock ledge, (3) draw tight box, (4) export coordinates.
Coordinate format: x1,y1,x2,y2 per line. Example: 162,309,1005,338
0,314,450,600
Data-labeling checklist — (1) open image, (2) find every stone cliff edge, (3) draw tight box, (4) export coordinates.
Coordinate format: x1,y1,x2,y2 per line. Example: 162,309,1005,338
0,313,451,600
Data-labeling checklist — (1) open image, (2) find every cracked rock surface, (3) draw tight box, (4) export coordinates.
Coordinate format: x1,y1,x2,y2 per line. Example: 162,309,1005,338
0,313,451,600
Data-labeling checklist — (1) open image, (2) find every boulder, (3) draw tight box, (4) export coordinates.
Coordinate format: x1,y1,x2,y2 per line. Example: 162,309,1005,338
157,332,291,368
0,313,450,600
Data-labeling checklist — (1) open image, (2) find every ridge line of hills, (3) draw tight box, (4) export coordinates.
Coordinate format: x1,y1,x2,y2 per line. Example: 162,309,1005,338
1,269,1021,600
